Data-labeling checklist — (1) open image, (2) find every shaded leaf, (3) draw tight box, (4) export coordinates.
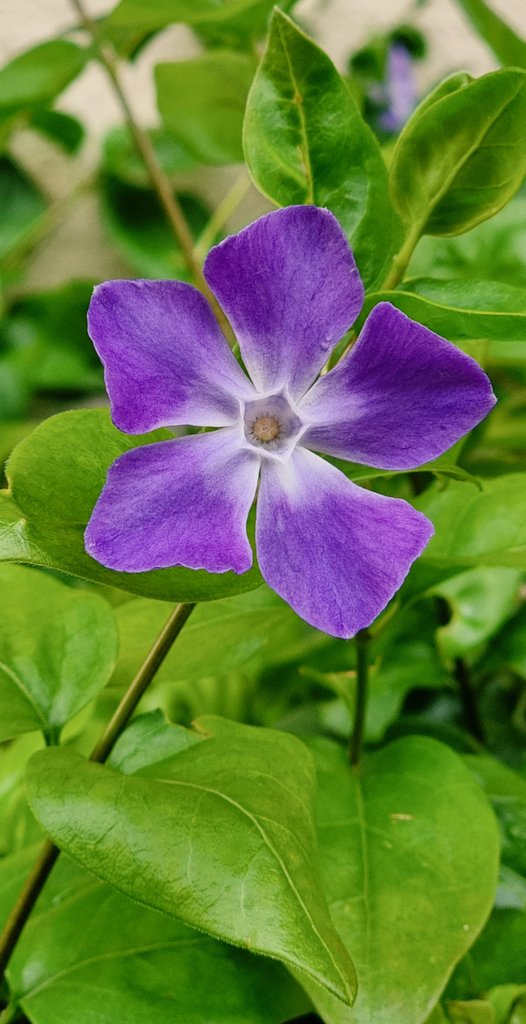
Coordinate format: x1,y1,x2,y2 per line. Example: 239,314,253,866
0,156,45,263
156,51,255,165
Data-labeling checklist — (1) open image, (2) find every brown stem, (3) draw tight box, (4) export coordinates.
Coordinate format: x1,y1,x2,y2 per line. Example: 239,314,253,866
0,602,195,980
69,0,233,340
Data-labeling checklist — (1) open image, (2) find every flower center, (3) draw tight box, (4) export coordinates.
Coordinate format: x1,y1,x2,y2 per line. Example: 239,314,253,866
243,393,303,457
252,415,281,443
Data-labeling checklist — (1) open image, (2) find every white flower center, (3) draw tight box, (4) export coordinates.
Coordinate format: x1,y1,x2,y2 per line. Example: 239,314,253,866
243,393,303,457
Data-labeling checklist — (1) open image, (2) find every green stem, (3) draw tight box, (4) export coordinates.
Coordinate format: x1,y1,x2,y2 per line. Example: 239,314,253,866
0,1001,18,1024
194,171,252,262
454,656,485,744
0,602,195,982
69,0,233,341
349,629,370,766
380,224,422,291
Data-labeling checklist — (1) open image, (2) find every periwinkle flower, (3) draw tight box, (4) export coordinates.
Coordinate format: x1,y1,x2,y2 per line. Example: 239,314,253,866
85,206,495,638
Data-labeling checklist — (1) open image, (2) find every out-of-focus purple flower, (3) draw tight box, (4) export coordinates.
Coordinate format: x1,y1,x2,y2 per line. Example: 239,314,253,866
379,42,416,133
85,206,495,638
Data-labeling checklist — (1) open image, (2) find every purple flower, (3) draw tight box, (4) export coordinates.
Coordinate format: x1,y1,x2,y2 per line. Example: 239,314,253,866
379,42,417,133
85,206,495,638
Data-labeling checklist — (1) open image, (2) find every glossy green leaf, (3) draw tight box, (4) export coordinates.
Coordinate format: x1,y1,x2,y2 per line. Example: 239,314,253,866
362,279,526,342
243,9,400,287
0,156,46,262
0,409,262,601
0,40,87,116
454,0,526,68
0,565,118,743
0,848,310,1024
417,475,526,570
26,715,357,1007
390,69,526,237
107,0,278,29
298,736,499,1024
110,586,324,693
156,52,255,165
431,568,521,659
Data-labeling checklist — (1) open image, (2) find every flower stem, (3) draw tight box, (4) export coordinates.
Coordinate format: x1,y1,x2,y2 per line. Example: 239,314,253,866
68,0,232,339
0,601,195,981
349,629,370,766
454,656,485,745
380,223,422,291
194,171,252,262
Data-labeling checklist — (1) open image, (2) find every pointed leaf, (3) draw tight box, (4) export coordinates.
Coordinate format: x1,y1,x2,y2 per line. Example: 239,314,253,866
243,9,401,287
26,715,357,1007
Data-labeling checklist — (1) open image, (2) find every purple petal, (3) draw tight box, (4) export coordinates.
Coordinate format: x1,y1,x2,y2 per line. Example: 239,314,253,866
204,206,364,401
88,280,254,433
300,302,496,469
256,448,433,638
85,429,259,573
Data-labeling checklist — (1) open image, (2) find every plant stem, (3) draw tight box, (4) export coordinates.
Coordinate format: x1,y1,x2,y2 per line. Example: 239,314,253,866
380,224,422,291
349,629,370,765
69,0,232,339
0,601,195,981
0,1001,18,1024
194,171,252,261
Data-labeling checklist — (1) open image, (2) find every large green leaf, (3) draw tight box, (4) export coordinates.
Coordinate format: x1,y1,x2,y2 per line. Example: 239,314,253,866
0,848,310,1024
0,565,117,743
416,475,526,570
243,9,400,287
156,51,255,165
390,69,526,237
362,279,526,342
107,0,279,29
431,568,522,659
0,409,263,600
110,586,325,693
298,736,499,1024
454,0,526,68
26,715,357,1007
0,40,87,118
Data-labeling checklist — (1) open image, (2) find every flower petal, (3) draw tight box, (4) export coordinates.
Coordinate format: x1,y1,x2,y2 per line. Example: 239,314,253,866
204,206,364,401
256,448,433,638
300,302,496,469
85,429,260,574
88,280,254,432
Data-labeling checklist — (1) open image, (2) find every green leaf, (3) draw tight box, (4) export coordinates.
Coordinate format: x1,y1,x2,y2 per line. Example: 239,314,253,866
298,736,499,1024
0,565,118,743
431,568,522,659
416,475,526,570
107,0,282,29
26,715,357,1007
156,51,255,165
0,849,310,1024
390,69,526,237
0,733,43,855
446,1000,496,1024
0,409,263,601
487,985,526,1024
110,586,324,694
362,278,526,342
243,9,400,287
0,40,88,116
0,156,46,263
101,174,210,278
28,108,85,153
454,0,526,69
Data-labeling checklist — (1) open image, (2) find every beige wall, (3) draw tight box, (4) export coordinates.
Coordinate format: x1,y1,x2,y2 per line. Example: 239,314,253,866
2,0,526,288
